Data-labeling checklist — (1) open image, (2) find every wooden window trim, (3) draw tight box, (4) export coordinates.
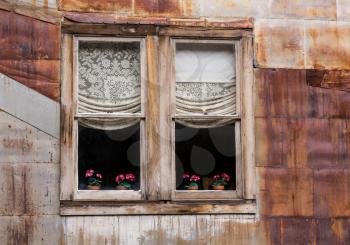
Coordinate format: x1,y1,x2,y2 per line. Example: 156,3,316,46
60,26,256,215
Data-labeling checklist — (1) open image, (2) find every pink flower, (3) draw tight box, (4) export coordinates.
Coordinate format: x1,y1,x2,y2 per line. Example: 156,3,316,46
96,173,102,179
85,169,94,177
190,175,200,182
222,173,230,182
183,173,190,179
125,173,135,182
115,174,125,184
213,174,220,180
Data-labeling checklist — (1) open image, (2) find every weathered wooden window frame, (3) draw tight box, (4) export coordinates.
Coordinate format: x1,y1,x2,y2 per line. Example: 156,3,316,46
60,25,256,215
171,39,243,200
64,36,147,201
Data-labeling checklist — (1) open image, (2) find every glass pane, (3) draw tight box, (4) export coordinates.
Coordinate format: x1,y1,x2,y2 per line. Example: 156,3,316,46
78,41,141,114
176,43,235,83
78,123,140,190
175,123,236,191
175,43,236,116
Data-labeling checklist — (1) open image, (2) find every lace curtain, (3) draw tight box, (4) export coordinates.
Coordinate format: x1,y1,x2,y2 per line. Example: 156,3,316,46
78,41,141,130
175,43,236,128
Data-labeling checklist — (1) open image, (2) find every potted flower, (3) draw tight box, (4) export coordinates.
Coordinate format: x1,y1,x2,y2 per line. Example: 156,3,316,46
183,173,201,190
85,169,103,190
211,173,230,190
115,173,136,190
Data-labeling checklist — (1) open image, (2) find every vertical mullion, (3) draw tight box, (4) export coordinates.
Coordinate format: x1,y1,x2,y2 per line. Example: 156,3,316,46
145,35,161,200
241,36,255,199
60,34,75,200
158,35,173,200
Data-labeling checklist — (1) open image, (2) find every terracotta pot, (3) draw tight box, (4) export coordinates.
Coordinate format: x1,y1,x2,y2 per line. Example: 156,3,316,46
186,185,199,190
212,185,225,190
87,185,101,190
116,185,129,190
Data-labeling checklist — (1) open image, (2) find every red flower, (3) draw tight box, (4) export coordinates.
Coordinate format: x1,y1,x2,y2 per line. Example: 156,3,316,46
96,173,103,179
190,175,200,182
213,174,220,180
182,173,190,179
115,174,125,184
85,169,94,177
222,173,230,182
125,173,136,182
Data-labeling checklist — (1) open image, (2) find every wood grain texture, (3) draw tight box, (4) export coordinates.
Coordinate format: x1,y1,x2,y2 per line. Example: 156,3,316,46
145,35,161,200
62,11,254,28
60,34,75,201
61,201,256,215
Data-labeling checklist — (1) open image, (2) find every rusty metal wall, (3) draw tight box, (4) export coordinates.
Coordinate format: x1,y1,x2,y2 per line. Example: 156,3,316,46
1,0,350,244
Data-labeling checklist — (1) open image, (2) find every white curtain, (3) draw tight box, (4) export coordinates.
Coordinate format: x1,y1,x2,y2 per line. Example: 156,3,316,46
175,43,236,128
78,41,141,130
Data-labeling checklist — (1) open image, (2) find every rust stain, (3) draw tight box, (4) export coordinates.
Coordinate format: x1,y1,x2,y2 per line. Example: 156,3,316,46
2,137,33,153
306,25,350,69
59,0,132,12
306,69,350,92
134,0,183,16
0,60,60,101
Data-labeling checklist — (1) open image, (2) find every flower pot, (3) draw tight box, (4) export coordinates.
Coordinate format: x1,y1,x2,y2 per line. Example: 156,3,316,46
116,185,129,190
212,185,225,190
87,185,101,190
186,185,198,190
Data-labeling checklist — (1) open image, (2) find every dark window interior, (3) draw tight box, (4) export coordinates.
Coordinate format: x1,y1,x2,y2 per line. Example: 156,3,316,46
175,123,236,190
78,123,140,190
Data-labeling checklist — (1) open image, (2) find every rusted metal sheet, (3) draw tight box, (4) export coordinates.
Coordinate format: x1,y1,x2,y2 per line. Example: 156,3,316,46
281,218,316,245
255,69,350,119
337,0,350,21
134,0,183,16
63,11,254,28
256,118,350,170
190,0,267,18
306,69,350,92
255,69,309,118
0,60,60,101
268,0,336,20
0,9,60,101
0,9,60,60
59,0,132,13
255,19,305,69
314,169,350,218
259,167,314,216
305,21,350,70
316,219,350,244
0,0,62,24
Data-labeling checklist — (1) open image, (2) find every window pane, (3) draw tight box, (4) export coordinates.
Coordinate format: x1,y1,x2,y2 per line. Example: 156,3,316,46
175,123,236,190
176,43,235,83
78,123,140,190
175,42,236,121
78,41,141,114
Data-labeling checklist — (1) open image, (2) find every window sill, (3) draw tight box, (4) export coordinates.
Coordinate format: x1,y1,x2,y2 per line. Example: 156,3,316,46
60,200,256,216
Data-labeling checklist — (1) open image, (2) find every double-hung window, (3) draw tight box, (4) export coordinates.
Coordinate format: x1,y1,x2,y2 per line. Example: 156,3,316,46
60,26,255,213
172,39,242,200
